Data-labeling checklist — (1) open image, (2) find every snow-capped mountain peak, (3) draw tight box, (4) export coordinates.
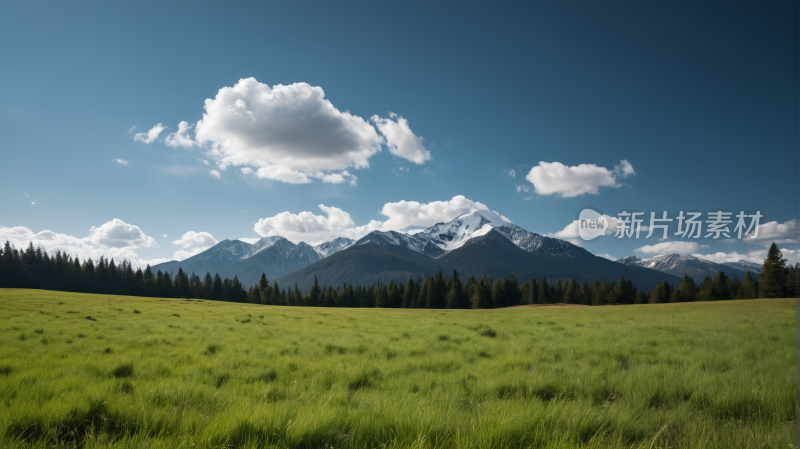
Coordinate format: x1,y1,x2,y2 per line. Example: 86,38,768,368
421,210,512,252
250,236,288,256
312,237,355,257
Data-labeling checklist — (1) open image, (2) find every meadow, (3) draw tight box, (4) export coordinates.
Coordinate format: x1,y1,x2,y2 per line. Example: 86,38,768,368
0,288,794,448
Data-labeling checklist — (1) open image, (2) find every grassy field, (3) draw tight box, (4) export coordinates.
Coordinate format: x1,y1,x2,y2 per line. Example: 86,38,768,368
0,289,794,448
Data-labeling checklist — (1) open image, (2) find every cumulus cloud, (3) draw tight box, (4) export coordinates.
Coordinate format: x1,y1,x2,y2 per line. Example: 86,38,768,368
209,170,221,179
134,124,166,144
171,231,218,250
516,184,530,193
194,78,386,182
635,241,708,255
0,219,159,268
113,158,130,165
370,113,430,164
744,219,799,244
201,159,210,165
238,237,260,244
169,231,218,261
525,159,634,197
253,195,503,244
378,195,508,230
164,121,194,148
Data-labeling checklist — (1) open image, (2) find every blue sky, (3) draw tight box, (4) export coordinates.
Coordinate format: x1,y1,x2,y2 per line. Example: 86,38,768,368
1,1,798,268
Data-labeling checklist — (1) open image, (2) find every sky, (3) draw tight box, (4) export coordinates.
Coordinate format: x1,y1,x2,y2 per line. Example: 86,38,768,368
1,1,798,269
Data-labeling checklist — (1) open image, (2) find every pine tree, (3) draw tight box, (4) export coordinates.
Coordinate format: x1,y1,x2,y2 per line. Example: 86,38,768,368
308,276,321,306
676,275,697,302
259,273,268,290
539,276,551,304
759,243,787,298
712,271,730,300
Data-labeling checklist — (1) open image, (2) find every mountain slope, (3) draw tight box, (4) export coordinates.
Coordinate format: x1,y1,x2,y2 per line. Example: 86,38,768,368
313,237,355,257
722,260,763,275
276,241,441,290
439,229,677,289
618,254,755,280
279,229,678,290
152,237,322,286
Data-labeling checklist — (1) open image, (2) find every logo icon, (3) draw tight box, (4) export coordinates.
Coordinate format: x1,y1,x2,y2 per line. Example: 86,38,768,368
578,209,608,240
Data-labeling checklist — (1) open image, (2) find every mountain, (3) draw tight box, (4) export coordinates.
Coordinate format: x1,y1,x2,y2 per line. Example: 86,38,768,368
617,254,756,280
274,239,441,290
278,214,679,290
313,237,355,257
152,237,322,286
155,209,681,292
722,260,763,274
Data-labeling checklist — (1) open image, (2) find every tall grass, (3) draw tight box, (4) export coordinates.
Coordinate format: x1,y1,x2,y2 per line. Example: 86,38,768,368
0,288,794,448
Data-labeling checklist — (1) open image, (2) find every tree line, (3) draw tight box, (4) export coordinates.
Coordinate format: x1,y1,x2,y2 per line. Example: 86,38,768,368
1,240,797,308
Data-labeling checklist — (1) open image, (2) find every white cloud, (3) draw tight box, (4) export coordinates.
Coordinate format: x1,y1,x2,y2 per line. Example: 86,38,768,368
24,193,34,198
378,195,508,230
504,169,516,178
370,113,430,164
209,170,221,179
134,124,166,144
525,159,634,198
613,159,635,178
201,159,210,165
169,231,219,261
551,214,650,239
194,77,386,184
516,184,530,193
162,234,168,238
171,231,218,250
240,167,254,174
238,237,260,244
31,202,34,205
113,158,130,165
87,219,158,248
596,253,617,261
312,170,358,186
0,219,159,268
635,241,708,255
253,195,503,244
164,121,194,148
253,165,310,184
744,219,799,244
128,126,137,134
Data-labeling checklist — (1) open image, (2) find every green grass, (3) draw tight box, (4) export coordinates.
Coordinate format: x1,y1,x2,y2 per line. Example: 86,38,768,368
0,288,794,448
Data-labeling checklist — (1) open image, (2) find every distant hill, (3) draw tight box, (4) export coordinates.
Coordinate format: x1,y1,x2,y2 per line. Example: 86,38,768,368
721,260,763,275
617,254,757,280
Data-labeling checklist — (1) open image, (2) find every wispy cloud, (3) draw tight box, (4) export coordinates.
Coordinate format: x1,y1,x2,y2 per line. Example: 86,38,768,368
134,124,166,144
113,158,130,165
